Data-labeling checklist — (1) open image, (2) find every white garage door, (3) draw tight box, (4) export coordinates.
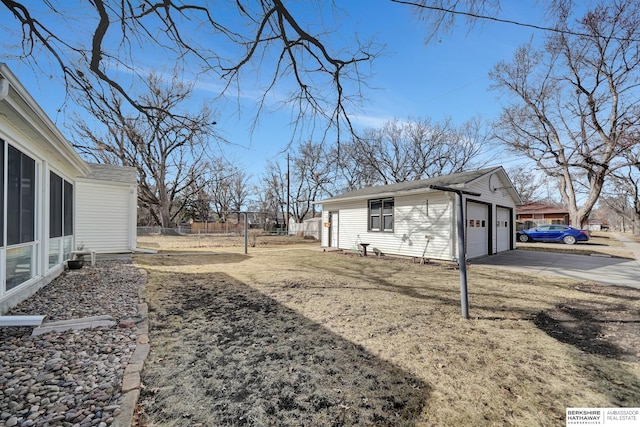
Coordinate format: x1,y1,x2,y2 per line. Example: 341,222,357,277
466,201,489,259
496,207,511,253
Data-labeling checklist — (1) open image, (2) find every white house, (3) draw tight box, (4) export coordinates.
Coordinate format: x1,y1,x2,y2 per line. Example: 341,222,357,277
0,63,137,313
317,167,522,261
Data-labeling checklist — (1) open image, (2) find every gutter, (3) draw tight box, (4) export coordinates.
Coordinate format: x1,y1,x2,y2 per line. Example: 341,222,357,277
0,77,9,101
316,185,466,205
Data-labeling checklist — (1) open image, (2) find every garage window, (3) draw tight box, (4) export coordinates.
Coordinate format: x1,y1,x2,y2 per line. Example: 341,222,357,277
368,198,394,232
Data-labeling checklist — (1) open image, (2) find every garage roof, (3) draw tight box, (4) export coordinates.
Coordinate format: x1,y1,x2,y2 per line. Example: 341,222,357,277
318,167,512,204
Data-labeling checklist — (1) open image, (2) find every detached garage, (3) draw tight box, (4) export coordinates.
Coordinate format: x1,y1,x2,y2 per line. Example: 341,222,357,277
317,167,522,261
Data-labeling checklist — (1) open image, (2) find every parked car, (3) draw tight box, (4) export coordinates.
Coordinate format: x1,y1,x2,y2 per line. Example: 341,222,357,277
516,224,589,245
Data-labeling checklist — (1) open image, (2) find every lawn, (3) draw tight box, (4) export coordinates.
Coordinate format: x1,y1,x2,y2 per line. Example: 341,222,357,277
134,234,640,426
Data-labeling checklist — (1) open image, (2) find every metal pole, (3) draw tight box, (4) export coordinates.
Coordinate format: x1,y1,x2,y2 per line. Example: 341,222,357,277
243,212,248,255
286,152,290,235
456,192,469,319
429,184,477,320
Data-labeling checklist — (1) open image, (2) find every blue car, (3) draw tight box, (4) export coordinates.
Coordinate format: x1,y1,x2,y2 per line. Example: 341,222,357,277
517,224,589,245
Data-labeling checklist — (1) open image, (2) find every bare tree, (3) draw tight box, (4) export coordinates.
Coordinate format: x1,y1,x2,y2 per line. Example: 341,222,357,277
396,0,583,44
290,141,336,222
258,141,336,226
598,185,637,233
335,142,379,193
202,159,247,224
229,170,251,220
184,178,213,225
394,0,502,43
0,0,383,143
607,147,640,234
506,165,545,203
490,0,640,228
618,133,640,234
71,72,217,229
260,161,288,228
340,116,487,187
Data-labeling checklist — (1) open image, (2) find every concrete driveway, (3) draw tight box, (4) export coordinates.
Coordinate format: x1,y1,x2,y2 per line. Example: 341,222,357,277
473,235,640,290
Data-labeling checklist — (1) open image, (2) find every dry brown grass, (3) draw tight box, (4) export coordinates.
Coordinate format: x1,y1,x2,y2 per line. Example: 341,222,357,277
136,233,317,251
134,236,640,426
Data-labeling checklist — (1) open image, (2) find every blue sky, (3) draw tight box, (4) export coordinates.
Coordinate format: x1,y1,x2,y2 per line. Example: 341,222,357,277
0,1,554,182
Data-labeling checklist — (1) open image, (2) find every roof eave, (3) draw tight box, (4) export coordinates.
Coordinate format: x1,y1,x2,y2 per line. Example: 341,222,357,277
315,185,461,205
0,63,90,176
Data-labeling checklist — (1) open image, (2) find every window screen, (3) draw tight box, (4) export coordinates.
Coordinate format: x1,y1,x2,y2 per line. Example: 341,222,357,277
7,145,36,245
50,172,63,238
63,180,73,236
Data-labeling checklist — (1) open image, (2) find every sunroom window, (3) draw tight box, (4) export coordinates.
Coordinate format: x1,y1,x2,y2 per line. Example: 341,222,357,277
7,145,35,245
49,172,74,268
6,144,36,290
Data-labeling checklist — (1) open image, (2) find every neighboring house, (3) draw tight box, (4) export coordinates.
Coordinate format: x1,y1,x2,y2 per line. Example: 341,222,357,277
516,202,569,228
317,167,522,261
0,63,137,313
587,219,609,232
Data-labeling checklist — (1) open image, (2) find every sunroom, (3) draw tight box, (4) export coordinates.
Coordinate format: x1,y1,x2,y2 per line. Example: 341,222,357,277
0,63,91,313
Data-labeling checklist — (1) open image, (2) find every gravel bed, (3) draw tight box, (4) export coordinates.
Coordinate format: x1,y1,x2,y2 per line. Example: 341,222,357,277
0,260,144,427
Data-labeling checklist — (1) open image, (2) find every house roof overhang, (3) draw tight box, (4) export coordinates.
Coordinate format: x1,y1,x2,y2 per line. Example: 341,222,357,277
0,63,90,176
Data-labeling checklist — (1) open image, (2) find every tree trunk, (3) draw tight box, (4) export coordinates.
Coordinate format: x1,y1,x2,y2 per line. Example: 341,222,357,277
634,199,640,235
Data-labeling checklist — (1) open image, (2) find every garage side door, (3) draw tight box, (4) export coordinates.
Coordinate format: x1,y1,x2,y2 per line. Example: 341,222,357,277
466,201,489,259
329,212,339,248
496,207,511,253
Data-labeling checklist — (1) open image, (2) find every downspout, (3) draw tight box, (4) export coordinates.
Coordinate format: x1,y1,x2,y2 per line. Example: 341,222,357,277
129,186,137,253
0,78,9,101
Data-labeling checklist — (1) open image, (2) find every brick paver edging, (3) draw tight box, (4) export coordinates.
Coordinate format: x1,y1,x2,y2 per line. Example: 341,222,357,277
113,270,150,427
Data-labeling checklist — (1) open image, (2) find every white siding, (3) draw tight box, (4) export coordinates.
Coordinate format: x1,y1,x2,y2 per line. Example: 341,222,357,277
322,192,455,261
391,193,454,259
464,172,518,255
75,180,136,253
333,199,366,252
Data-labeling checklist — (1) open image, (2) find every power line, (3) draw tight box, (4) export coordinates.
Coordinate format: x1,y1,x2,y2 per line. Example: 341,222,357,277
390,0,640,43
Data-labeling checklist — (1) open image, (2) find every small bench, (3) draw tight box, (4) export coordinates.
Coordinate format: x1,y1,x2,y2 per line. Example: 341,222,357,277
70,250,96,266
